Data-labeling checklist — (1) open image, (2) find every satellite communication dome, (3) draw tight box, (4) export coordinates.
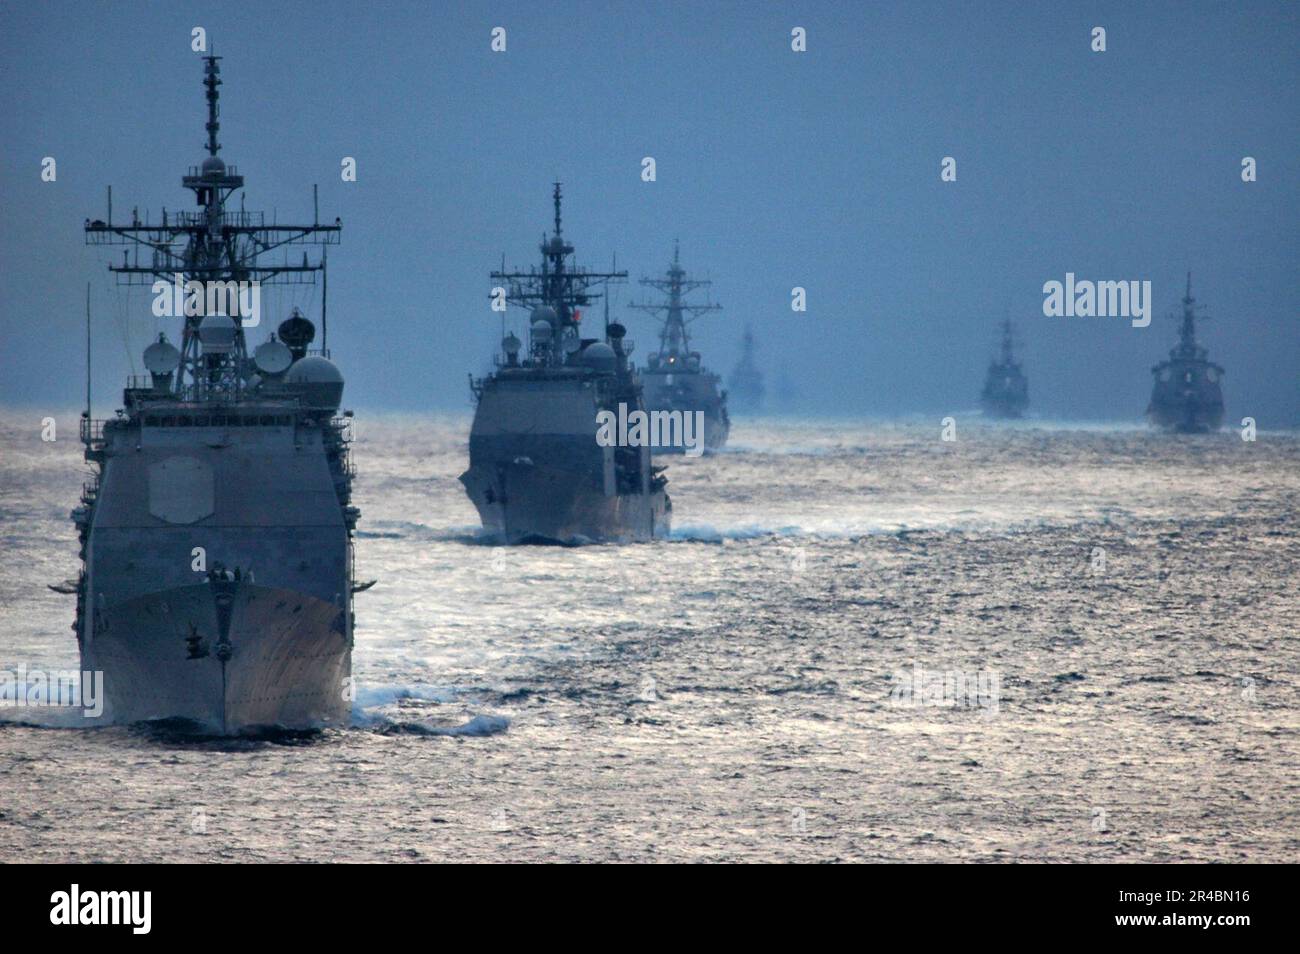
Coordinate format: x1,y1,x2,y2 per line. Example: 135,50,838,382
285,355,345,410
606,322,627,340
143,335,181,375
530,320,553,342
201,156,226,177
581,342,616,373
502,333,521,356
197,314,237,353
253,338,293,374
530,306,557,325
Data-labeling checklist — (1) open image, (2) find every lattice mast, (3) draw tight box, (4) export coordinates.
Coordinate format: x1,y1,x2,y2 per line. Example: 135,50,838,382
997,319,1017,366
490,182,626,367
628,241,721,359
84,55,340,398
1174,272,1210,358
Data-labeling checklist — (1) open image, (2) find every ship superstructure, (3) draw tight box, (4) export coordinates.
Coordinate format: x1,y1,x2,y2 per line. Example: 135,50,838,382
461,184,670,543
1147,274,1225,433
980,319,1029,419
628,243,730,453
74,56,357,732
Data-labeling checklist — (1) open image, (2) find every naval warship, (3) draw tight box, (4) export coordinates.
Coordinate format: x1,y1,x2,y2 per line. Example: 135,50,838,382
1147,274,1225,433
73,57,358,733
980,320,1029,419
628,242,730,453
461,184,670,543
727,326,766,414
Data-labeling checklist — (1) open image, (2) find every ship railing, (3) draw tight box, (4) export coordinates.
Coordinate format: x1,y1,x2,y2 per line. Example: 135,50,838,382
125,374,159,391
80,418,107,445
169,210,268,230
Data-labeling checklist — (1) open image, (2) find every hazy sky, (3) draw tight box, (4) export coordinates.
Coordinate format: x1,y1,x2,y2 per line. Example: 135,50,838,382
1,0,1296,423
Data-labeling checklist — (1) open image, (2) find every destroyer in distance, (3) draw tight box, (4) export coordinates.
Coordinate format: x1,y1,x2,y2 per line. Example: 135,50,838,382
629,243,730,454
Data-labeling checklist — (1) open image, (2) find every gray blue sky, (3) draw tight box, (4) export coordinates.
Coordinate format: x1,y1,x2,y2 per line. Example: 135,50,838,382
1,0,1296,422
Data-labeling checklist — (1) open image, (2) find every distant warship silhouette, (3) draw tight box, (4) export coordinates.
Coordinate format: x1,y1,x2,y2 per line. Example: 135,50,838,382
980,320,1029,419
727,326,765,414
628,242,730,453
1147,274,1224,433
461,184,670,543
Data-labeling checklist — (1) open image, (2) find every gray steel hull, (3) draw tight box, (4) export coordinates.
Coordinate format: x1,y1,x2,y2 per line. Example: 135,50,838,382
641,371,730,454
83,579,350,733
1148,381,1225,433
980,364,1029,419
461,460,670,544
638,412,728,455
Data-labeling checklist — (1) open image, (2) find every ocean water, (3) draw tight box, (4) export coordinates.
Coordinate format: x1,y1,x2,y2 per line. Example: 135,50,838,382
1,410,1297,862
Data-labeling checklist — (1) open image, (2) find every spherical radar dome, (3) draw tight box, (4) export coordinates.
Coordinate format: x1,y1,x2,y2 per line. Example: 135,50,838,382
143,336,181,375
253,338,293,374
197,314,237,353
582,342,616,373
285,355,345,410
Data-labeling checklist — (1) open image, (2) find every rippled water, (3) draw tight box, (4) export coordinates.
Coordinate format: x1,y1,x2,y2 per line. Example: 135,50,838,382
1,410,1297,862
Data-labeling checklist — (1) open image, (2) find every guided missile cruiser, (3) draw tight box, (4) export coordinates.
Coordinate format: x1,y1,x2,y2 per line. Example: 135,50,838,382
628,243,730,453
73,57,359,733
461,184,671,543
1147,274,1225,433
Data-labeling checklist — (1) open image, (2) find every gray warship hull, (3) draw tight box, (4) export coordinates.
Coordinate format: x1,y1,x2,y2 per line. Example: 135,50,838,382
77,408,357,734
84,579,349,732
980,372,1028,419
1147,374,1224,433
461,457,668,543
461,373,670,544
640,370,730,454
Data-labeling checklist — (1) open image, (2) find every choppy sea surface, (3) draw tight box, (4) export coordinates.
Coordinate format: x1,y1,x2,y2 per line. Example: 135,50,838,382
1,410,1297,862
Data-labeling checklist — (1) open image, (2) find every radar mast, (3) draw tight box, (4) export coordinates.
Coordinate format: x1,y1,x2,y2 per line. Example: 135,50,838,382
84,55,341,400
489,183,627,367
628,241,722,361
